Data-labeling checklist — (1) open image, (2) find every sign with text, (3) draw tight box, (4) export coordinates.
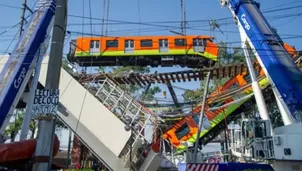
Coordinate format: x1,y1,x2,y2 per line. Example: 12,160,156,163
32,89,59,118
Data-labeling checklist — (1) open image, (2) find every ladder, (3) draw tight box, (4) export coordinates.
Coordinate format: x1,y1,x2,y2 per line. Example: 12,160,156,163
87,77,158,169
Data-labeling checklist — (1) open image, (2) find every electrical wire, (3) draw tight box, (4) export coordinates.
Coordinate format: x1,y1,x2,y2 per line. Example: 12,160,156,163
2,8,302,44
0,2,51,56
66,4,302,29
0,3,22,9
263,0,302,11
0,0,301,31
75,0,94,132
262,5,302,13
0,31,19,60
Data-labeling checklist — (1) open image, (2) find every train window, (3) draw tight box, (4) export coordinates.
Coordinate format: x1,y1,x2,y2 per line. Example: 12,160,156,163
193,38,204,46
229,82,239,89
159,39,168,47
175,123,190,140
207,38,214,42
90,40,99,48
243,70,260,83
174,39,186,46
125,40,134,48
208,101,224,109
106,40,118,48
192,115,199,125
243,74,251,83
140,39,153,47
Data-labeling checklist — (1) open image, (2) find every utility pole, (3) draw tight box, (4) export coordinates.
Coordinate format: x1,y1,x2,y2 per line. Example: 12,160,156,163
105,0,110,36
66,129,73,168
101,0,107,36
19,0,27,37
180,0,187,35
32,0,68,170
193,71,211,163
19,0,33,37
180,0,184,35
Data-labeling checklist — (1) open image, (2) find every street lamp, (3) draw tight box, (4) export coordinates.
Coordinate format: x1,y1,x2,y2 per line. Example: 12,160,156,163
124,116,140,171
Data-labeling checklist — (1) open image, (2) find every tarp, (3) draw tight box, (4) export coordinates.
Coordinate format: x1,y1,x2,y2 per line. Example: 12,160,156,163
0,135,59,163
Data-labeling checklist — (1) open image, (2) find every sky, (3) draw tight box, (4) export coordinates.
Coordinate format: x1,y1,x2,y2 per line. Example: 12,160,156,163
0,0,302,102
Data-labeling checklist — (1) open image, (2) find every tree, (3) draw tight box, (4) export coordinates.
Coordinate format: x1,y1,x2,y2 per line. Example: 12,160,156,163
217,41,233,65
183,89,204,102
98,66,161,99
183,41,245,102
111,66,151,95
5,109,68,142
56,119,68,129
217,41,245,66
267,100,283,128
5,110,37,141
140,86,161,101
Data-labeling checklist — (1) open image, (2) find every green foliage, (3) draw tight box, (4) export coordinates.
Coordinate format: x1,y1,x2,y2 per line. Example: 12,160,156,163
232,47,246,63
217,41,233,65
4,110,36,140
217,41,245,66
268,101,283,128
242,97,284,129
5,109,68,141
97,66,106,73
141,86,161,101
111,66,150,75
183,89,203,102
56,119,68,129
107,66,154,97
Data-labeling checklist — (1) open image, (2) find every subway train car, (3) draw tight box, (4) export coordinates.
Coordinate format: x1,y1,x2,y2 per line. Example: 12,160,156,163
162,69,269,153
160,43,299,153
67,35,219,68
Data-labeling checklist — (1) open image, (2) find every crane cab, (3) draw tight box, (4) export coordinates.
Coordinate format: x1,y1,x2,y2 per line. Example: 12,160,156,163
229,118,274,160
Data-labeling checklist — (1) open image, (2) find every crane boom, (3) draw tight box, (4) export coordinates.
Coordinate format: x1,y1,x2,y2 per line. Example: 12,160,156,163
221,0,302,123
0,0,56,135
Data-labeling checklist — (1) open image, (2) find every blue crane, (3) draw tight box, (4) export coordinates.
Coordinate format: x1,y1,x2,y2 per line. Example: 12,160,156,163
221,0,302,124
0,0,57,136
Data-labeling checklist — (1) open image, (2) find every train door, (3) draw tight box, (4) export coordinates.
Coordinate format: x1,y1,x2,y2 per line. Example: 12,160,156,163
159,39,168,52
193,38,205,53
90,40,100,55
124,39,134,53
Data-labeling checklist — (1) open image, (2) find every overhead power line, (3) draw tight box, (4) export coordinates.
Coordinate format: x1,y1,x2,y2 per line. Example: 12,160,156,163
67,4,302,25
66,12,302,33
262,5,302,13
0,3,22,9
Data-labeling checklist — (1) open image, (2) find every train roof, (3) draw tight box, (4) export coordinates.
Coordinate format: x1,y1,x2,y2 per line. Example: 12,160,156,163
74,35,214,39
